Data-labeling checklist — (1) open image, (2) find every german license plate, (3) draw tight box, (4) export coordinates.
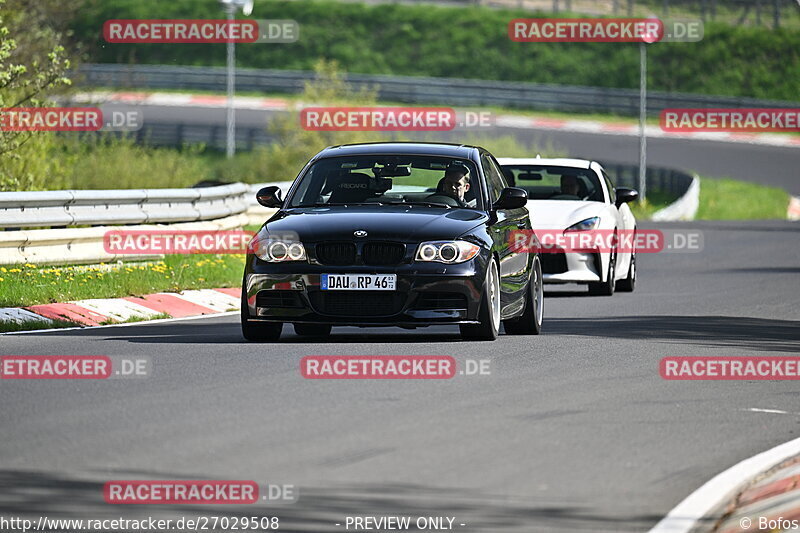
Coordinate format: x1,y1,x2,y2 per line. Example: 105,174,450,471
321,274,397,291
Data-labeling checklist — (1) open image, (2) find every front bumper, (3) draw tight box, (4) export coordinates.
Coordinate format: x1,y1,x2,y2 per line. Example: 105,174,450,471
243,258,486,326
540,251,602,283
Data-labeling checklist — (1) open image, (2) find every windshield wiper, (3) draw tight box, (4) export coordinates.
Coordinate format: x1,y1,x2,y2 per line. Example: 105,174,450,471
403,201,453,209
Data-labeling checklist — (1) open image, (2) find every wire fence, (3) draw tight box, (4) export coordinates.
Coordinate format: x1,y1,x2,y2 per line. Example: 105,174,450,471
384,0,798,28
76,63,799,117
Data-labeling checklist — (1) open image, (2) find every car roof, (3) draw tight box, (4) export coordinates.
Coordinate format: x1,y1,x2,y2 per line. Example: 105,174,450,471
496,157,594,169
316,142,478,159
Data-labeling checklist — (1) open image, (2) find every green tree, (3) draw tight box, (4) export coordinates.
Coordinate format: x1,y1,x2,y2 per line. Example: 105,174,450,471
0,0,77,190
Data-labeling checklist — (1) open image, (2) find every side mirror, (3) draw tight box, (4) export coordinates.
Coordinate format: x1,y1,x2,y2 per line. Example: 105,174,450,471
256,186,283,208
615,188,639,207
493,187,528,210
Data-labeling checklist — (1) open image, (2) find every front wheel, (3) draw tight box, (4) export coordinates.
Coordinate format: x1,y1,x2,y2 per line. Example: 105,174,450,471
616,249,636,292
460,258,500,341
588,250,616,296
504,255,543,335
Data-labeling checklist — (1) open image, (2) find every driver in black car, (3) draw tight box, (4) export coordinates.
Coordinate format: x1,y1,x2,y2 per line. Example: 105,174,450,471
428,162,472,207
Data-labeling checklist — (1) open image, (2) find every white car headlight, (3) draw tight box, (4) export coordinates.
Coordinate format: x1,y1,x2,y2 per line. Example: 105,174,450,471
254,239,307,262
565,217,600,232
415,240,480,264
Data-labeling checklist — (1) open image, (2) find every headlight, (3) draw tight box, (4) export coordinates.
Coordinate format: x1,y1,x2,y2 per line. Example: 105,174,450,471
254,239,307,262
565,217,600,232
415,240,480,264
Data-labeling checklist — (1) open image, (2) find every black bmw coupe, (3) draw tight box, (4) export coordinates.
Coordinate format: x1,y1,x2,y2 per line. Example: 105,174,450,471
242,142,543,341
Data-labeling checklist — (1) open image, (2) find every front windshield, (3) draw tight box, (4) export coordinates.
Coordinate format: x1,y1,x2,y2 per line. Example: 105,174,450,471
287,155,483,210
502,165,604,202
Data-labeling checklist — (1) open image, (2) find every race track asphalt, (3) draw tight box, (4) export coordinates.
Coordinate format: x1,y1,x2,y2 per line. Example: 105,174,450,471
127,105,800,195
2,220,798,532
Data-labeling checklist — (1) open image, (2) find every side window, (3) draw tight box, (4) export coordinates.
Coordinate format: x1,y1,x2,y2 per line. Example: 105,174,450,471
601,170,616,204
480,153,506,202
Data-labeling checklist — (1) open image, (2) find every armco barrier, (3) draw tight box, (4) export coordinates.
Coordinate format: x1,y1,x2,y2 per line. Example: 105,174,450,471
76,63,799,116
0,183,284,265
0,213,253,266
652,176,700,221
604,162,700,220
0,170,694,266
0,183,250,230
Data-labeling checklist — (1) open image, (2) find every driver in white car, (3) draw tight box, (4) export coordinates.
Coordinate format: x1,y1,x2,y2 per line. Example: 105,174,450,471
560,174,580,197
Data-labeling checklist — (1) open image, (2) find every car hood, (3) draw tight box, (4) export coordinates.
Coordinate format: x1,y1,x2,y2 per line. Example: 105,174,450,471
525,200,605,230
263,205,488,242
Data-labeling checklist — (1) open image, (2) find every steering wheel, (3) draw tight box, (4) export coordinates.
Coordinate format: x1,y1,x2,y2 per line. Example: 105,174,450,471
424,194,462,207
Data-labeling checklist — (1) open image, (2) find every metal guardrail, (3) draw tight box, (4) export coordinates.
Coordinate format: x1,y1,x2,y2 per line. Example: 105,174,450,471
0,183,251,230
0,183,284,265
0,168,694,266
76,63,799,117
604,162,693,198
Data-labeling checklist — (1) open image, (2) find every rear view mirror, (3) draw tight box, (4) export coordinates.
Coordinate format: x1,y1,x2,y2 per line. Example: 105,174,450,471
615,188,639,207
372,166,411,177
493,187,528,210
256,186,283,208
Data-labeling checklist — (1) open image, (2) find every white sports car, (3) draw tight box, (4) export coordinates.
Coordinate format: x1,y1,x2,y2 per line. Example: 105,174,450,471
498,157,639,295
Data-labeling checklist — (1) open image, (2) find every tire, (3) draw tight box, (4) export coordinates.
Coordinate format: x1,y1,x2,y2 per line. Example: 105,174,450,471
460,258,501,341
616,249,636,292
293,323,332,337
504,255,543,335
241,285,282,342
588,250,616,296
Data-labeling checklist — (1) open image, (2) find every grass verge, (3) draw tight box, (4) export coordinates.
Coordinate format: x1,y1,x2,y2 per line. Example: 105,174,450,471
697,177,790,220
0,254,245,308
628,190,678,220
99,313,172,326
0,318,77,334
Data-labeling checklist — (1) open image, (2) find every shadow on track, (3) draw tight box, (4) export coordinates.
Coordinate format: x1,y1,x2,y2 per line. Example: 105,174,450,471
0,469,662,532
546,315,800,353
52,320,469,345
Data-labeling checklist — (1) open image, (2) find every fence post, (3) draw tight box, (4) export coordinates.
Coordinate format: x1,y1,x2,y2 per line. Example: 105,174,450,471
773,0,779,29
756,0,762,26
552,0,559,13
662,0,669,17
248,127,256,151
612,0,619,14
627,0,633,16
